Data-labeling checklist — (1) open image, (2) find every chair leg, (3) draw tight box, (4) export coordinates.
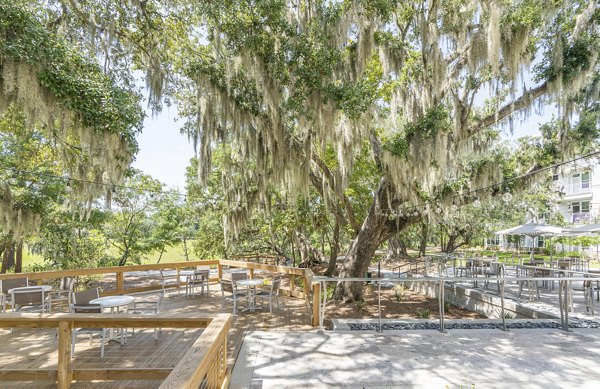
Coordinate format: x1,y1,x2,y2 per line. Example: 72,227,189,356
269,296,273,313
71,331,76,359
100,331,105,358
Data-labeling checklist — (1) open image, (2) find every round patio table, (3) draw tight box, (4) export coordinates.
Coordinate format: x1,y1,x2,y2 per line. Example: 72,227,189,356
237,279,264,312
89,295,135,342
90,295,135,312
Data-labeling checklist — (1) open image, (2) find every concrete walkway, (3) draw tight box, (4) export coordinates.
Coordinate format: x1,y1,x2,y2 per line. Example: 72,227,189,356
231,329,600,388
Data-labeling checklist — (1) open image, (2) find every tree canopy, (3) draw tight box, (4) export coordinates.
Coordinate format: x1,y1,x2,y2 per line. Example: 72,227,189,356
0,0,143,237
0,1,598,298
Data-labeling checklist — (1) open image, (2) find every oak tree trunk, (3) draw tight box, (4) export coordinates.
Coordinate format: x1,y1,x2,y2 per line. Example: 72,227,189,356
325,218,341,276
1,240,15,273
295,231,324,268
386,234,408,262
335,178,418,302
15,240,23,273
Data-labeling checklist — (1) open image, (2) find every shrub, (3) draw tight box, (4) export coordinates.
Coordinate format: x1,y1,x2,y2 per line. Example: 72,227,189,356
393,284,406,302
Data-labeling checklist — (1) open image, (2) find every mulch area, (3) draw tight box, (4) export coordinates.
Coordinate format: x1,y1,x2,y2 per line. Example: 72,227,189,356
312,257,486,329
324,286,485,329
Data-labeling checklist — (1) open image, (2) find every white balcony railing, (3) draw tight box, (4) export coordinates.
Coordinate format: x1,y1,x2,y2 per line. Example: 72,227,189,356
564,183,592,196
572,212,592,224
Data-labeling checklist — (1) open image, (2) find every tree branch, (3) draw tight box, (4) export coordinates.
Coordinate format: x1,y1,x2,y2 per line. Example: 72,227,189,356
468,82,548,136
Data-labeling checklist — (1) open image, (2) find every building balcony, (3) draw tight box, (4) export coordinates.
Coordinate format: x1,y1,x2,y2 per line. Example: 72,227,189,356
564,183,592,197
572,212,592,224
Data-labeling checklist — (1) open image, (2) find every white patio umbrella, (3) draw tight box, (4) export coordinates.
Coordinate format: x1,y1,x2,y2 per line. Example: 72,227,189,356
496,223,563,258
496,223,563,237
563,223,600,234
561,223,600,259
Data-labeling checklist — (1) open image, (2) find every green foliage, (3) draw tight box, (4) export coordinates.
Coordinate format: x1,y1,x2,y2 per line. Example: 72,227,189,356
535,35,595,84
383,105,451,157
392,284,405,302
0,1,144,151
102,170,170,266
444,301,451,312
0,106,63,219
33,209,109,269
354,300,365,311
416,307,430,319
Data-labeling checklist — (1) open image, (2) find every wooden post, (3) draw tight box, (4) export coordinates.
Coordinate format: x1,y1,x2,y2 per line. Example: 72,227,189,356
116,271,124,294
57,320,73,389
217,262,223,280
303,275,310,299
249,268,255,279
311,283,321,327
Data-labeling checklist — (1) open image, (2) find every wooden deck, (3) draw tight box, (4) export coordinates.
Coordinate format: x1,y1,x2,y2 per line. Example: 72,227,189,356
0,284,313,388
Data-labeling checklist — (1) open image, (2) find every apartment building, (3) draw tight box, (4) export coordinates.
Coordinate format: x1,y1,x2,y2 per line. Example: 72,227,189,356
555,161,599,225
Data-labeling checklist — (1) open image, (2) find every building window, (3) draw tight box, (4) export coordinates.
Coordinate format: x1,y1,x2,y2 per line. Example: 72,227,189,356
537,236,545,248
582,171,591,189
571,200,591,223
487,236,500,246
571,201,590,213
571,171,591,194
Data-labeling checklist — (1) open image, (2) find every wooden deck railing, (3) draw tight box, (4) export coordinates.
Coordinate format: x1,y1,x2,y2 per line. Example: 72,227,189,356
218,259,311,298
0,258,313,299
0,260,220,296
0,312,232,389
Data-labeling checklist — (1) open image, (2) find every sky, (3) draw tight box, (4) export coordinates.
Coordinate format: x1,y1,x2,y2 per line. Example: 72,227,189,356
132,108,196,191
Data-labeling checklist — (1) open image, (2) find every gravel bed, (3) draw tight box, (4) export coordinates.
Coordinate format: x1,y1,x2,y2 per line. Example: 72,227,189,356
348,320,600,331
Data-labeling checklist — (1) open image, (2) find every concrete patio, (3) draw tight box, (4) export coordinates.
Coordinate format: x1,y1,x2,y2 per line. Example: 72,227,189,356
231,328,600,388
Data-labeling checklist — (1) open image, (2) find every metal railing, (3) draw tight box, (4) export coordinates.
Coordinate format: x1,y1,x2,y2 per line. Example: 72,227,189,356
312,272,600,333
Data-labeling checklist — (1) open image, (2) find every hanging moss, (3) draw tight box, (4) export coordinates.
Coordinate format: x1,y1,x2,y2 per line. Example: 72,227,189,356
0,2,144,236
180,0,598,237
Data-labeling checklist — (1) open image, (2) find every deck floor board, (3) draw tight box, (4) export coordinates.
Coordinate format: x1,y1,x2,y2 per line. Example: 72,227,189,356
0,282,312,388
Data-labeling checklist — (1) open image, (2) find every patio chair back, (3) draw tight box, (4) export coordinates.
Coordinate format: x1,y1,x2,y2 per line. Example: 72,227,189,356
489,262,504,276
271,277,282,294
557,260,571,271
72,288,100,305
220,280,234,294
230,272,247,286
1,278,28,293
59,277,77,293
193,269,210,279
11,287,44,306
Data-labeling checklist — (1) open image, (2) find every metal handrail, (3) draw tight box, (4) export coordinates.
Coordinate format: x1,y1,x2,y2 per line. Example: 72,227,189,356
314,274,599,333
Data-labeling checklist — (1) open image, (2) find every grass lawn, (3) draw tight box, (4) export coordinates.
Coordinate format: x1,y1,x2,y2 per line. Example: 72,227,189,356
20,242,207,272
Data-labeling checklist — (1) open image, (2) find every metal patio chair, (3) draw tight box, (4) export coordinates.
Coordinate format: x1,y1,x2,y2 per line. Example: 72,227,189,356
220,279,247,315
71,304,112,358
256,276,282,313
